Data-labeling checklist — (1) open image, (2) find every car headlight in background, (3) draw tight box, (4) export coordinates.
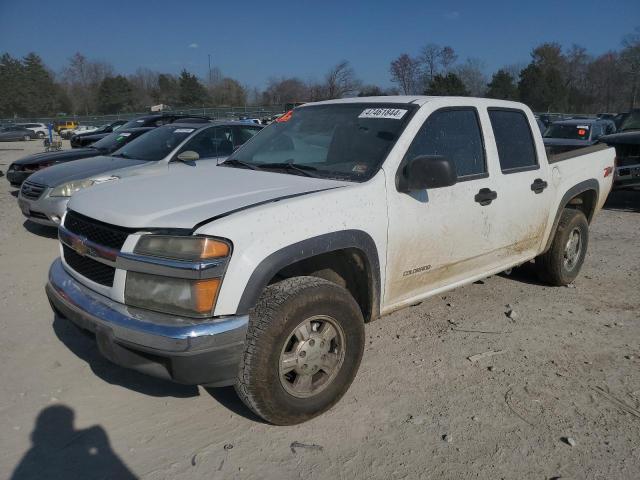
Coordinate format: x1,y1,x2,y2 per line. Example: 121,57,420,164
124,235,232,317
50,176,118,197
50,179,95,197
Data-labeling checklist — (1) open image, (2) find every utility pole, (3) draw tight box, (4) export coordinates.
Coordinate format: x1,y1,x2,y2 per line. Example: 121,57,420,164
208,54,212,86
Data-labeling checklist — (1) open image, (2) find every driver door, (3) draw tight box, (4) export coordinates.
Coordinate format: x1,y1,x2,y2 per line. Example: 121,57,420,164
384,107,502,308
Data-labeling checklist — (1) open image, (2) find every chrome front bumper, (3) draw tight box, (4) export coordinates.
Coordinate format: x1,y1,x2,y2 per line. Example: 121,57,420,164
614,163,640,189
46,258,248,386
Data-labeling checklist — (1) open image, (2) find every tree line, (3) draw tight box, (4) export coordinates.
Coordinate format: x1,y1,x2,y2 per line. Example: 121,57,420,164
389,28,640,113
0,28,638,118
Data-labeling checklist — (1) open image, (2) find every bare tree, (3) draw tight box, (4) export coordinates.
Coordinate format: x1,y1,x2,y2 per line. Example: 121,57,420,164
389,54,420,94
455,58,486,96
262,77,309,105
324,60,361,99
61,53,114,115
621,27,640,108
439,46,458,73
419,43,441,84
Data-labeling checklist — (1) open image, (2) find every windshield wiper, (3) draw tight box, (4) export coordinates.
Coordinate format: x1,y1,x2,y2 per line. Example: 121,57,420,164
221,158,261,170
259,161,320,178
111,152,130,159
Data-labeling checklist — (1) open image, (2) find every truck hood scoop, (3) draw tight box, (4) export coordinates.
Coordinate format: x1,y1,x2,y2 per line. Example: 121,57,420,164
68,164,349,229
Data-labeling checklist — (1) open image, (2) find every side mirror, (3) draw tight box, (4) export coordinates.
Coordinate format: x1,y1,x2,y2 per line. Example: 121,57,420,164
176,150,200,162
397,155,457,192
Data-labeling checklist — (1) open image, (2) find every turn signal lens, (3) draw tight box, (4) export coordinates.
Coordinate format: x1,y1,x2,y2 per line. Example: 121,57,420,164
201,238,230,258
193,278,221,313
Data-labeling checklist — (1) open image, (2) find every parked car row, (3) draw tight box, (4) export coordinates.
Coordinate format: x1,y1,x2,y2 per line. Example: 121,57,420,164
6,96,616,425
10,117,262,226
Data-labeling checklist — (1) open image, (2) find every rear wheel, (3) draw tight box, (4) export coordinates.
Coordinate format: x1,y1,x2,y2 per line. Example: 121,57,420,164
37,131,45,139
235,276,365,425
535,208,589,286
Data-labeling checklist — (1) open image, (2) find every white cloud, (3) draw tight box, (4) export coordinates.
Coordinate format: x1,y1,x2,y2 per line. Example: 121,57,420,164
444,11,460,19
188,43,199,49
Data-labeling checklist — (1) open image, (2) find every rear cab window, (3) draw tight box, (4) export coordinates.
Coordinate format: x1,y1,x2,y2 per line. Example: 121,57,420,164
488,108,539,173
404,107,487,180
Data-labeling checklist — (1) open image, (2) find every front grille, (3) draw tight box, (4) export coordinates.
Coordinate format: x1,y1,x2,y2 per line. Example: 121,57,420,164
63,245,115,287
21,181,46,200
64,211,131,250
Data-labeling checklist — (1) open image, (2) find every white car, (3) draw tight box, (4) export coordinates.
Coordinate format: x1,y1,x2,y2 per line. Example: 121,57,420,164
17,123,48,138
46,96,615,425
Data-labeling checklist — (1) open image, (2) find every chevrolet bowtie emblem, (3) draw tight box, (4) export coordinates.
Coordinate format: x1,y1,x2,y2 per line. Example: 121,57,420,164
71,236,89,256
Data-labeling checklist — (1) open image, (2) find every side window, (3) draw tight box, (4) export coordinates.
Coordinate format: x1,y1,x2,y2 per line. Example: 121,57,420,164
180,126,234,159
233,126,261,147
488,109,538,172
404,108,486,178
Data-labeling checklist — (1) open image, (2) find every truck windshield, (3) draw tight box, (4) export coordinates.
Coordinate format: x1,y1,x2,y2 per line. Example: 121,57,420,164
223,103,417,181
544,124,591,140
111,125,195,161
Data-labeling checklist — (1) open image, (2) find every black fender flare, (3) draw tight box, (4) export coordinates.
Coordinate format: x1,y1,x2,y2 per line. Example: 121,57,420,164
236,230,381,320
543,178,599,253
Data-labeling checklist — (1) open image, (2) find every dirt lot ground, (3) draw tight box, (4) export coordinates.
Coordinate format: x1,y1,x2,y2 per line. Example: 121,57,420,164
0,140,639,480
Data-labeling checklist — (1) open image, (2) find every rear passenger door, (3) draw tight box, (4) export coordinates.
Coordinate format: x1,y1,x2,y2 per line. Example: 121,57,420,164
486,108,553,259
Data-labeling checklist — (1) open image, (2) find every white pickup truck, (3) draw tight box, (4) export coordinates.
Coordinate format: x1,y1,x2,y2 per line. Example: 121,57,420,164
46,96,614,425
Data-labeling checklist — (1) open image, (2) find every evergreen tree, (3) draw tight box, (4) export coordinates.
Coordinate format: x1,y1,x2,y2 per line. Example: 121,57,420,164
96,75,135,114
425,73,469,96
21,53,59,116
178,70,209,107
486,69,519,100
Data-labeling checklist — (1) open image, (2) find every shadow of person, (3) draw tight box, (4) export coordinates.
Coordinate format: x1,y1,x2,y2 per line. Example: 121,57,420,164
53,315,199,399
11,405,137,480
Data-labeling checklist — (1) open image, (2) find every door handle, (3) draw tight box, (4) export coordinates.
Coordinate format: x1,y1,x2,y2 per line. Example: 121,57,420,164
531,178,548,194
474,188,498,206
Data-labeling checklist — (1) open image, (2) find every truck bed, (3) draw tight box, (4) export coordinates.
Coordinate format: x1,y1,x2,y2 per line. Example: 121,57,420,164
548,143,610,164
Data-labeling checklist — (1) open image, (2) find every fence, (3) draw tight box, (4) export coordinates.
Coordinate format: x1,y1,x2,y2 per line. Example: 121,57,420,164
0,105,286,126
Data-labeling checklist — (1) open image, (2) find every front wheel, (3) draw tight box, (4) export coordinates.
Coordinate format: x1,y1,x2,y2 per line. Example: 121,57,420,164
37,131,45,139
535,208,589,286
235,276,365,425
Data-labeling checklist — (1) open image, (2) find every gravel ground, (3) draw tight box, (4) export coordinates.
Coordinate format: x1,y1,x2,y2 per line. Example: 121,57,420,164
1,140,639,480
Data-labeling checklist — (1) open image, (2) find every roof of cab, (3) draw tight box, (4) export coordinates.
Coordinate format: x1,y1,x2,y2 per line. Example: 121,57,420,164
302,95,529,110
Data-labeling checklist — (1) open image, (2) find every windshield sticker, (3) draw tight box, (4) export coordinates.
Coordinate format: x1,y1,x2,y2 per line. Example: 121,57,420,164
173,128,195,133
358,108,407,120
118,132,131,137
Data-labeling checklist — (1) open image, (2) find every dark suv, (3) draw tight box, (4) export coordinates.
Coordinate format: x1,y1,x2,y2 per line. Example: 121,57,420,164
70,114,211,148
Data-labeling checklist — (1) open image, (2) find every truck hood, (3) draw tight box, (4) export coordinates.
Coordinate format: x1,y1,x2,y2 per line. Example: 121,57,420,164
26,155,150,187
68,164,349,229
12,148,99,167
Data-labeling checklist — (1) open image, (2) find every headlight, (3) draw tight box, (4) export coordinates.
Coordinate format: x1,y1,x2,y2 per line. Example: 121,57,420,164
124,235,231,317
125,272,221,317
50,179,95,197
134,235,230,260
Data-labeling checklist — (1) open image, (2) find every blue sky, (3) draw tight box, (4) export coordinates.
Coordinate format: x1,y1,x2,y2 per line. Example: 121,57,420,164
0,0,638,88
